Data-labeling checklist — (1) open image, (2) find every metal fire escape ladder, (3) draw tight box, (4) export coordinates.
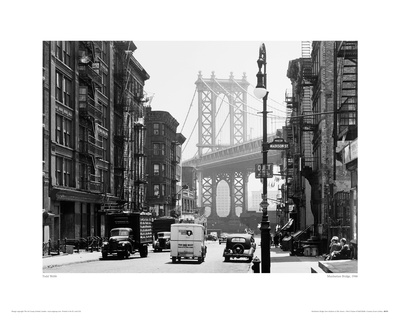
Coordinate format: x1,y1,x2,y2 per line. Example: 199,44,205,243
337,41,357,140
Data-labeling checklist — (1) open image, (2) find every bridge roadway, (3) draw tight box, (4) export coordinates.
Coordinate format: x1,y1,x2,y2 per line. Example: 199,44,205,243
182,138,283,170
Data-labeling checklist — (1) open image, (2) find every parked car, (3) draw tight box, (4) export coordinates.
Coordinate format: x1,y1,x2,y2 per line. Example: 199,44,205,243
153,232,171,252
223,233,256,262
219,233,228,244
206,234,218,241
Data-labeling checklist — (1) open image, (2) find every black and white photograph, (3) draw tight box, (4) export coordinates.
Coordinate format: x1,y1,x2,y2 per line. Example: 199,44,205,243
2,1,399,319
41,40,357,275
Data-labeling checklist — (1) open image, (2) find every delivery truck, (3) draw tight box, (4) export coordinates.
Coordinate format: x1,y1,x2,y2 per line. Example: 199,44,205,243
170,223,207,263
152,217,178,252
101,211,152,259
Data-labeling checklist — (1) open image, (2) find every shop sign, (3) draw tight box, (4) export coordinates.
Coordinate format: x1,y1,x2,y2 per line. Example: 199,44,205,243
255,163,273,178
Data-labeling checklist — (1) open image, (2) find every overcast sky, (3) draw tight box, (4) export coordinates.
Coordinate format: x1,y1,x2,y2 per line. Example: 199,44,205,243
132,41,305,198
133,41,303,160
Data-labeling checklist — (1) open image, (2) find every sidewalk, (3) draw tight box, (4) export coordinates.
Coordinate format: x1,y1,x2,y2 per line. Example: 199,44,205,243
248,245,358,273
43,251,102,269
249,245,325,273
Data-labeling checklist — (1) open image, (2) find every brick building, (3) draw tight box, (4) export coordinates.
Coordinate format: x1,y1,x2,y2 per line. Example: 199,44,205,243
283,41,357,253
42,41,149,250
145,109,186,217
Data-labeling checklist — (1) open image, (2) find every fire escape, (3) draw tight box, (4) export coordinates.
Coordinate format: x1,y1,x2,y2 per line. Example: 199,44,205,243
78,41,104,194
329,41,358,240
335,41,357,141
284,41,319,231
106,41,148,214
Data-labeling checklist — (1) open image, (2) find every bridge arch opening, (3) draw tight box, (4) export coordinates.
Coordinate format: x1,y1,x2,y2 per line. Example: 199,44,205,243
216,180,230,217
247,172,262,212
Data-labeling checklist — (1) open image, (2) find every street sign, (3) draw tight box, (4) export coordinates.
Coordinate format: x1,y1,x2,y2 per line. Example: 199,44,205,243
267,138,289,150
255,163,273,179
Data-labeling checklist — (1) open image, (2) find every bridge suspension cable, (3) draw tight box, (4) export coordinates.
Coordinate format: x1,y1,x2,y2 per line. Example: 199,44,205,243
182,118,198,154
180,88,197,134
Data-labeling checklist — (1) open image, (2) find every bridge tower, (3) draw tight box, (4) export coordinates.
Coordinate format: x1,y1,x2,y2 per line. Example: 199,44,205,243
195,71,250,156
195,72,251,231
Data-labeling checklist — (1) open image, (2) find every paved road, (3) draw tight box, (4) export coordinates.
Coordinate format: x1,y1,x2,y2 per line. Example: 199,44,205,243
43,240,253,273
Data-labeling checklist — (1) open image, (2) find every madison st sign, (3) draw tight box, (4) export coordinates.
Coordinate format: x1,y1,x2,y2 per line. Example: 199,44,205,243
265,138,289,151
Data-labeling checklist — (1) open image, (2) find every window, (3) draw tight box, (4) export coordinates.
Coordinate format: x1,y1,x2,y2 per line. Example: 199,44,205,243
64,78,71,107
56,114,72,147
56,157,63,185
154,164,160,175
154,123,159,135
161,164,166,177
56,156,73,187
153,143,164,155
56,71,72,107
56,114,62,144
63,118,71,147
154,184,160,197
56,72,63,102
64,41,71,66
55,41,72,67
161,184,166,196
98,135,107,160
64,158,72,186
160,124,165,136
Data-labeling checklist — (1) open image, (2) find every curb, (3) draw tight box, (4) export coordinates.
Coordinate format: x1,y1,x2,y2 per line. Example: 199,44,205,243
43,254,101,269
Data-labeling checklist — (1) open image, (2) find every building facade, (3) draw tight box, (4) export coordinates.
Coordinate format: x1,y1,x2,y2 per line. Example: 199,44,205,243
42,41,149,250
145,109,186,217
283,41,357,253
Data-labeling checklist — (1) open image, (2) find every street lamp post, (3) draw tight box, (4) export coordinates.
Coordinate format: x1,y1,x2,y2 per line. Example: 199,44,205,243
254,43,271,273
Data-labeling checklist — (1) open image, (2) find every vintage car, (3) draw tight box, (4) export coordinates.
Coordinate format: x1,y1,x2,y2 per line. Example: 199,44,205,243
101,228,135,259
223,233,256,262
153,231,171,252
219,233,228,244
206,234,218,241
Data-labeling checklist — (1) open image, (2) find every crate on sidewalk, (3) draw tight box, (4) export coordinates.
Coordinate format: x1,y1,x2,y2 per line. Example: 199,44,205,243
64,245,74,254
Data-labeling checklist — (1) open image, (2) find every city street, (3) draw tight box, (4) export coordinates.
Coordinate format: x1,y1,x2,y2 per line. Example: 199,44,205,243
43,235,325,273
43,239,253,273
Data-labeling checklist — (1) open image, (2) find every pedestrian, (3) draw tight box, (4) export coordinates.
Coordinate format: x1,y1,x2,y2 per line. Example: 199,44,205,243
274,233,280,248
324,236,341,260
270,234,274,247
331,238,350,260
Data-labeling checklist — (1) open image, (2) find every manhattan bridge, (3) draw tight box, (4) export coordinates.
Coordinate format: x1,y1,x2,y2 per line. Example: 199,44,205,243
181,71,287,233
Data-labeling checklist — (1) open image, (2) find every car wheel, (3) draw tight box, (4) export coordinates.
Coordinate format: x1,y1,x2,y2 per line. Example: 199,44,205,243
233,244,244,254
224,256,230,262
102,252,107,259
117,252,124,259
198,257,202,263
125,249,130,258
172,257,177,263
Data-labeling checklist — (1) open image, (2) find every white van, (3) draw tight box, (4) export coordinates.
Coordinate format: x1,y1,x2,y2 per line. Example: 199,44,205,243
170,223,207,263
